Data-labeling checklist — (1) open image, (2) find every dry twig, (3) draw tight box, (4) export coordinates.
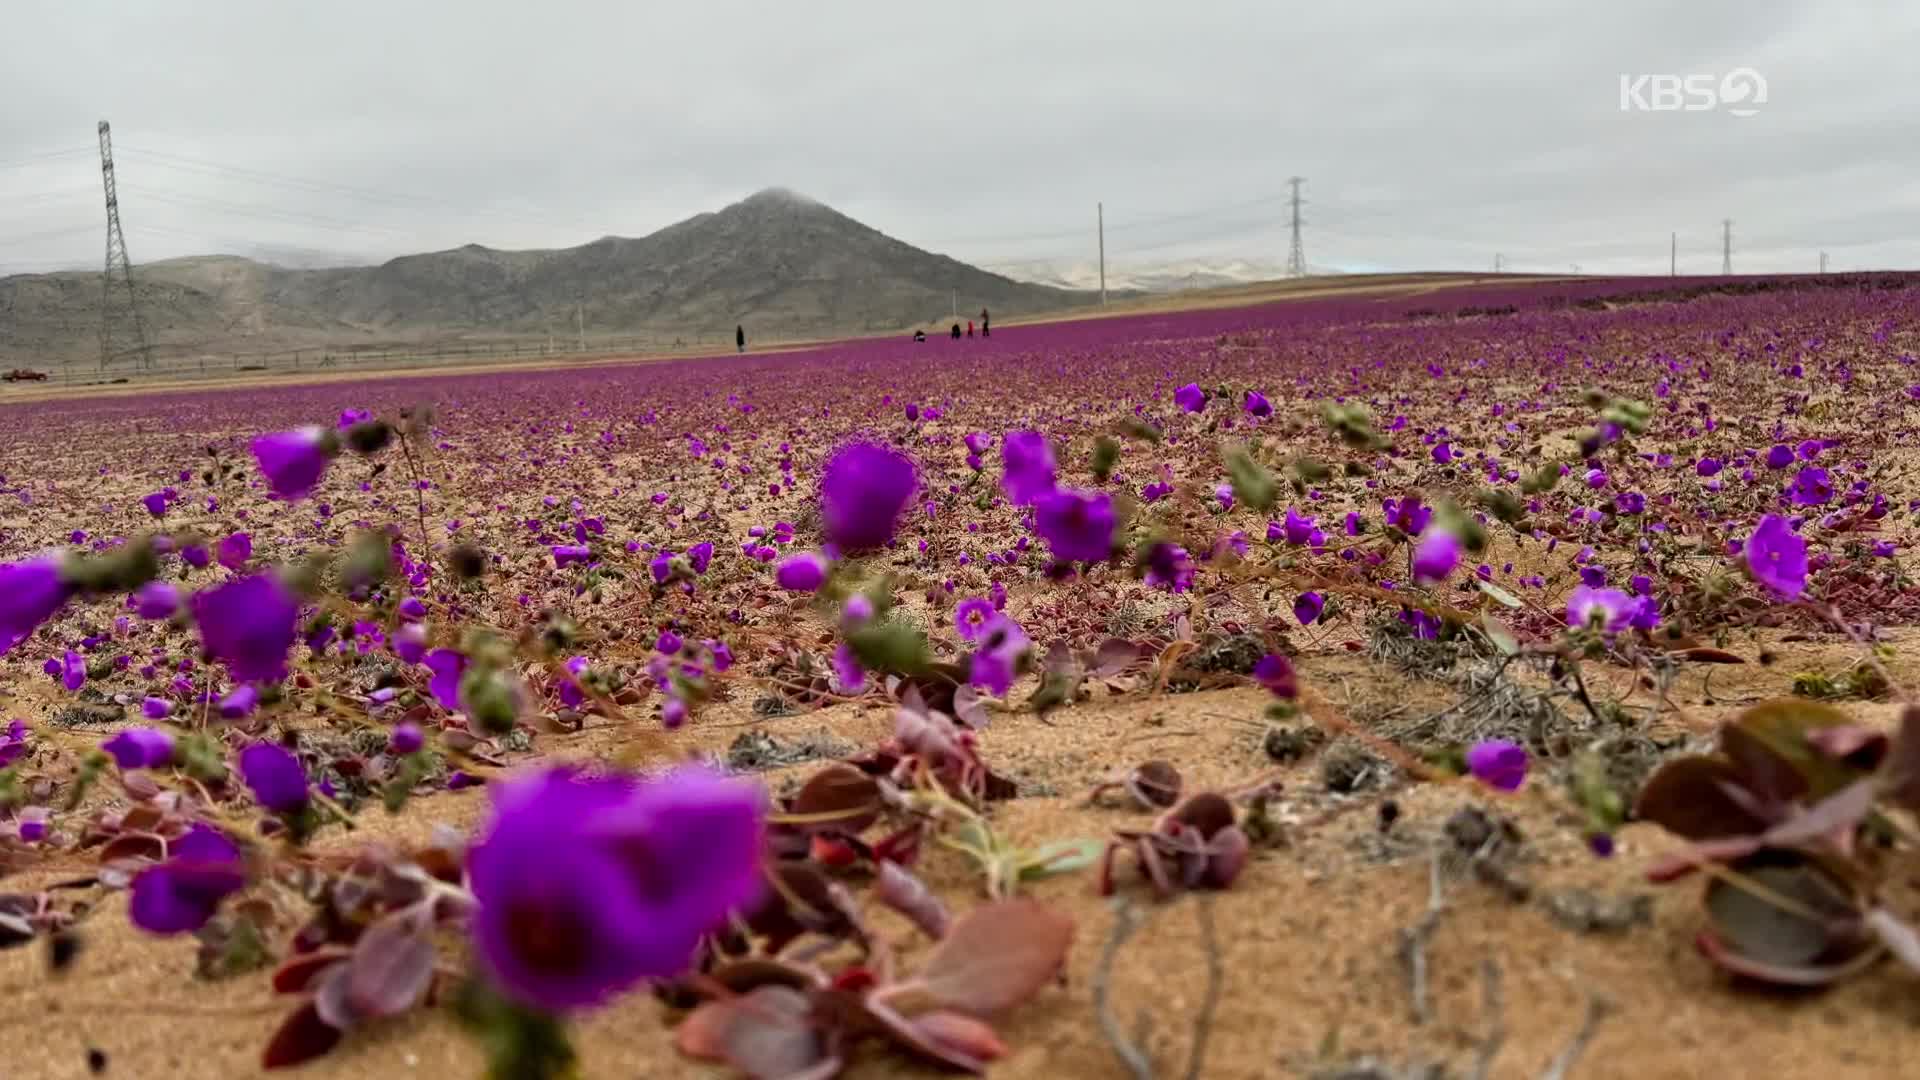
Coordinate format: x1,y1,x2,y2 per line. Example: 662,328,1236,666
1538,993,1617,1080
1396,854,1449,1025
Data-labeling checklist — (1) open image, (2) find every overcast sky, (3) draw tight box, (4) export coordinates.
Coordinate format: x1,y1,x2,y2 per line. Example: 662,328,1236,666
3,0,1917,279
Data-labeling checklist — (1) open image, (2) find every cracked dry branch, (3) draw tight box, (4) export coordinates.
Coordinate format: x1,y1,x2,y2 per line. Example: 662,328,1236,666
1091,894,1229,1080
1395,854,1449,1025
1538,993,1618,1080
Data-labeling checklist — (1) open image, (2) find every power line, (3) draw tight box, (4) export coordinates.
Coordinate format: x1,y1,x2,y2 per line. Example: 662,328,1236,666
0,146,94,171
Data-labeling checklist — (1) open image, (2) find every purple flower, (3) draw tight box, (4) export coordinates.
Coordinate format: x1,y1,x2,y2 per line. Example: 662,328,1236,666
190,575,299,684
393,622,429,665
218,684,260,720
1566,586,1635,633
1745,514,1808,599
1873,540,1898,558
1280,507,1316,546
1214,484,1234,511
1584,469,1607,489
1000,431,1057,506
466,765,765,1012
954,597,997,641
101,726,176,770
1465,739,1528,792
832,643,866,693
250,427,334,501
1243,390,1272,418
142,491,169,518
217,532,252,570
0,556,72,656
1696,457,1723,477
821,442,917,550
61,650,86,692
1411,530,1461,585
1384,496,1431,536
1613,491,1646,515
1293,592,1325,625
425,649,469,710
389,722,424,756
337,408,372,429
774,551,829,592
1141,542,1195,593
1033,489,1118,563
129,824,246,935
1174,382,1207,413
141,696,173,720
686,542,714,574
1400,608,1441,640
1432,442,1454,465
1252,653,1297,699
968,615,1032,695
134,581,180,621
552,544,592,568
1789,466,1833,506
239,743,310,813
661,696,689,729
1764,444,1795,470
180,544,211,570
656,630,684,655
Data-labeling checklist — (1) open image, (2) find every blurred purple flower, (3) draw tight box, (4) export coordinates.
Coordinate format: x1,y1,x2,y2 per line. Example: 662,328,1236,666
1294,591,1325,625
1000,431,1057,505
968,615,1031,696
466,764,765,1012
0,556,72,656
191,575,298,684
1243,390,1272,417
101,726,175,770
217,532,252,570
1745,514,1808,599
134,581,180,621
129,824,246,935
1411,530,1461,584
1174,383,1207,413
1789,466,1833,506
1252,653,1297,699
1141,542,1195,593
1465,739,1528,792
774,551,829,591
250,427,333,501
821,442,917,550
1566,586,1634,633
1033,489,1117,563
239,743,310,813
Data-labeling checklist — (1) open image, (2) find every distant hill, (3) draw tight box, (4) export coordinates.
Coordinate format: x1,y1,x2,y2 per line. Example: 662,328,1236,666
0,188,1097,366
987,256,1301,293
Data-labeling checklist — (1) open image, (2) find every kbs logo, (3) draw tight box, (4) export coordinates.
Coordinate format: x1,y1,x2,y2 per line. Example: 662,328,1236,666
1619,68,1767,117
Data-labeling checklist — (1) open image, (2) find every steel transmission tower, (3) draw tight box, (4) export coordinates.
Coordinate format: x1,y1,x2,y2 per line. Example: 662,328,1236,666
1285,177,1307,276
1721,218,1733,276
96,121,151,370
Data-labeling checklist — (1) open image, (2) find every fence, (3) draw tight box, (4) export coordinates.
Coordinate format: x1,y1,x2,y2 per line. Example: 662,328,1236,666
19,331,745,388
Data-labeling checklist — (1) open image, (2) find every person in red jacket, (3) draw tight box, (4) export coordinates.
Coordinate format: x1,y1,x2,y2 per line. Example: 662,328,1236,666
966,320,974,338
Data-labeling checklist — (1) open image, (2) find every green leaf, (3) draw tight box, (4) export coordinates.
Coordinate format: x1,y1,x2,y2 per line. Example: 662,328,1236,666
1476,579,1522,609
1016,839,1102,881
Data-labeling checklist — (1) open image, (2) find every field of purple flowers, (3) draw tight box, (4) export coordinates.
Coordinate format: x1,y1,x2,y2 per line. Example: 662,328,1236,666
1,273,1919,1079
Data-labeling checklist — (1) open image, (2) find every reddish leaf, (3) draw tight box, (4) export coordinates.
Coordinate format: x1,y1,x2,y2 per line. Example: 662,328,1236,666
951,685,989,730
907,900,1074,1017
261,1002,344,1070
1866,909,1920,975
714,986,831,1078
1695,929,1879,987
1805,725,1890,770
1884,705,1920,810
1720,699,1855,802
863,996,997,1074
1091,638,1146,677
792,764,881,829
313,962,361,1031
1645,836,1764,883
98,833,166,864
1633,756,1769,840
346,908,435,1018
271,950,349,994
875,861,950,940
1762,779,1876,848
675,999,738,1062
1669,647,1745,664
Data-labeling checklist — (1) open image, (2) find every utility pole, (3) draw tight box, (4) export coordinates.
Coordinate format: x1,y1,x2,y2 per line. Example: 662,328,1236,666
950,289,957,320
1097,201,1107,305
95,120,151,371
1819,251,1829,274
1670,232,1677,276
575,301,585,352
1285,176,1307,277
1721,219,1733,275
1493,253,1504,274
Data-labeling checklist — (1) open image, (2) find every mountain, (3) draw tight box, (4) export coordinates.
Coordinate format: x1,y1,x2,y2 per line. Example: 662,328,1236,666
988,256,1299,293
0,189,1095,366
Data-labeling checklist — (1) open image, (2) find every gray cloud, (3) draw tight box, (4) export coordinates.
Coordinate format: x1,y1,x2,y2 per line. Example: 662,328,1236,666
3,0,1915,277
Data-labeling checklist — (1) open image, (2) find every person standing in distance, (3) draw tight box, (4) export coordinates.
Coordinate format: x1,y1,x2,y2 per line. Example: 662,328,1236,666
736,325,746,353
980,308,991,338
